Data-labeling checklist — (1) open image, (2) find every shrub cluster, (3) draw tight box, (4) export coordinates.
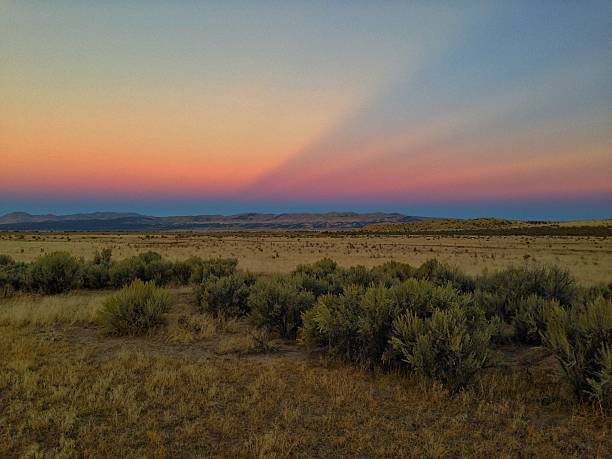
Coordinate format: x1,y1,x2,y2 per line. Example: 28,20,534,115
248,275,315,339
544,296,611,409
475,265,576,323
195,272,256,317
98,280,173,336
0,250,238,294
28,252,81,294
2,248,610,406
391,305,495,392
0,255,28,297
301,279,493,389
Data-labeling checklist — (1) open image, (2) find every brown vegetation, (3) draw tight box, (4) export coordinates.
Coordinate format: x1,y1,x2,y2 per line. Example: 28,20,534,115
1,288,610,457
0,231,610,284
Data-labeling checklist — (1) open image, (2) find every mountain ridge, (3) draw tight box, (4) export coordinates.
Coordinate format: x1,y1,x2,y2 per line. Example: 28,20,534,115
0,211,423,231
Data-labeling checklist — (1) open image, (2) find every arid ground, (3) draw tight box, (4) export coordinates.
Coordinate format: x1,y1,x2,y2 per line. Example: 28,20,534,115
1,232,611,457
0,232,610,284
1,287,610,458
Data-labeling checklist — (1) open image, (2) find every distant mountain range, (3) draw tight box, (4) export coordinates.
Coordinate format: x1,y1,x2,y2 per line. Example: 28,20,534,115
0,211,423,231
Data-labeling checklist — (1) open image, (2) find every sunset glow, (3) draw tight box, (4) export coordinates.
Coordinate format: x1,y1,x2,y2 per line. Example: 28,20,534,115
1,2,611,219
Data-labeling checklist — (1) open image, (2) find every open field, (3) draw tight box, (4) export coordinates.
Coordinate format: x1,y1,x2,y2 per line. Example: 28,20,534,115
1,231,610,284
1,288,610,458
1,232,610,457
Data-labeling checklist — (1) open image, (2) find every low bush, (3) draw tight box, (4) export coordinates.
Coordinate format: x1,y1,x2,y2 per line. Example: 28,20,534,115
79,248,113,289
543,296,612,409
109,256,146,288
301,278,476,368
390,305,495,392
172,260,193,285
142,258,175,285
108,252,175,287
28,252,81,294
369,261,415,287
512,295,559,344
195,272,256,316
415,259,476,293
0,254,15,266
0,260,28,297
338,265,373,288
300,285,364,360
292,258,345,297
190,258,238,284
80,262,111,289
98,280,173,336
248,275,314,339
477,265,576,321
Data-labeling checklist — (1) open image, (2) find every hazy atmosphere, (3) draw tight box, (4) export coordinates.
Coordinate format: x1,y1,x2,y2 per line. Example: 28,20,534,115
2,1,611,218
1,3,611,457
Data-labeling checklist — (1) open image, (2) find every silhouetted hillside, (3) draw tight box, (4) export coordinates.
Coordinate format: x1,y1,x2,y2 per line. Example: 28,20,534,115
0,212,423,231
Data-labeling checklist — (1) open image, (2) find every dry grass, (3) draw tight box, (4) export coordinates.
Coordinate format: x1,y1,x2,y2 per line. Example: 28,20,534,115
365,217,612,232
0,231,610,284
0,291,109,327
0,289,610,457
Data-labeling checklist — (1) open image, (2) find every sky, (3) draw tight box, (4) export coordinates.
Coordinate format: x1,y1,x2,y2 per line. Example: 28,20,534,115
1,1,611,219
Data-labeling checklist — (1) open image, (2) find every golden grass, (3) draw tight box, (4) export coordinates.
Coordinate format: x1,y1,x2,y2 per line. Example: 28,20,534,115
365,217,612,232
0,289,610,457
0,291,109,327
0,231,611,284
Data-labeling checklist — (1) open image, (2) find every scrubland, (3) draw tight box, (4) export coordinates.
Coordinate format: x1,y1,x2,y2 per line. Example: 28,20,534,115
1,235,611,457
0,231,610,284
2,288,610,458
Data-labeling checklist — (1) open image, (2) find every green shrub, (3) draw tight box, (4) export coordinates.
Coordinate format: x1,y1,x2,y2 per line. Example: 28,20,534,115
302,284,397,366
387,278,467,318
354,285,401,365
415,259,476,293
391,305,495,392
248,275,315,339
190,258,238,284
80,261,111,289
109,256,146,287
195,272,256,316
79,249,113,289
0,260,28,297
28,252,81,294
574,283,612,305
335,265,373,289
543,296,612,409
98,280,173,336
137,251,163,264
172,260,193,285
477,265,576,321
370,261,415,287
0,254,15,266
293,258,344,296
588,344,611,412
301,279,475,367
512,295,559,344
300,285,365,361
107,252,176,287
142,259,175,285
